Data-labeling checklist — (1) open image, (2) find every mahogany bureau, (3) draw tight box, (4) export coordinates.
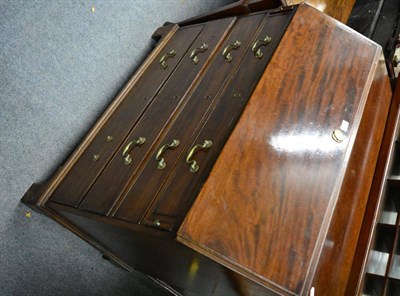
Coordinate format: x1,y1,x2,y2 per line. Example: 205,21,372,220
22,3,396,296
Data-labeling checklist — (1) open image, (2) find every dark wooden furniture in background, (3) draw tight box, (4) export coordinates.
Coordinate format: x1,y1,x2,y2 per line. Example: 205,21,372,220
22,2,395,296
178,0,284,26
347,0,400,87
180,0,357,26
284,0,356,22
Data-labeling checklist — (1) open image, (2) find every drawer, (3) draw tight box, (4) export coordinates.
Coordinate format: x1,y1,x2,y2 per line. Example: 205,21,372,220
113,12,268,227
49,24,204,207
140,9,296,231
78,17,237,215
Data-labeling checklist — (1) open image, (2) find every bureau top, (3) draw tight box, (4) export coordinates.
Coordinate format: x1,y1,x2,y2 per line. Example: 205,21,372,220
178,4,392,296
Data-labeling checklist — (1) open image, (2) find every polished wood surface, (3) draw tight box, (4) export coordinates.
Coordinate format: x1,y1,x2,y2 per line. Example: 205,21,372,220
285,0,355,23
178,4,388,295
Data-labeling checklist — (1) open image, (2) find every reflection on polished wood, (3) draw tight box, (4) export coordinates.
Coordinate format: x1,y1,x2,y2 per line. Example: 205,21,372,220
178,3,392,296
285,0,356,23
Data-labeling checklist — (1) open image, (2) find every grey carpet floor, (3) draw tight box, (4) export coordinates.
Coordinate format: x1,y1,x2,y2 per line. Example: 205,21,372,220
0,1,233,295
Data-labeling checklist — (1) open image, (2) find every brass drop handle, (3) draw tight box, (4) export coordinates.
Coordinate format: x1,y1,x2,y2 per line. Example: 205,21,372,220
155,139,180,170
190,43,209,64
122,137,146,165
159,49,177,69
222,40,241,62
186,140,212,173
251,36,272,59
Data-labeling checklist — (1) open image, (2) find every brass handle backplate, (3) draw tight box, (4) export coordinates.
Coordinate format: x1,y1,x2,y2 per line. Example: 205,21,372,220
122,137,146,165
159,49,177,69
190,43,209,65
155,139,180,170
186,140,212,173
251,36,272,59
222,40,241,62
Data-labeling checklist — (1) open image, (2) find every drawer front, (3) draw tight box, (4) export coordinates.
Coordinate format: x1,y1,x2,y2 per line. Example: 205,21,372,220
141,9,296,231
50,24,203,207
78,18,236,215
113,13,267,227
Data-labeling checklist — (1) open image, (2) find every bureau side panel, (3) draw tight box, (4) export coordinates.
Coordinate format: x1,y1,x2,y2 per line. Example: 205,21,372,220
45,202,274,296
308,55,392,295
346,78,400,295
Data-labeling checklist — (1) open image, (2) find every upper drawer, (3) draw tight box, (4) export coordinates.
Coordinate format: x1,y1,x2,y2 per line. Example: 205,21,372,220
76,17,237,215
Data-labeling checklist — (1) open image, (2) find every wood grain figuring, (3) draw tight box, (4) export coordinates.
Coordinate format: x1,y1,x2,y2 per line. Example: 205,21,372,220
178,4,383,294
285,0,355,23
